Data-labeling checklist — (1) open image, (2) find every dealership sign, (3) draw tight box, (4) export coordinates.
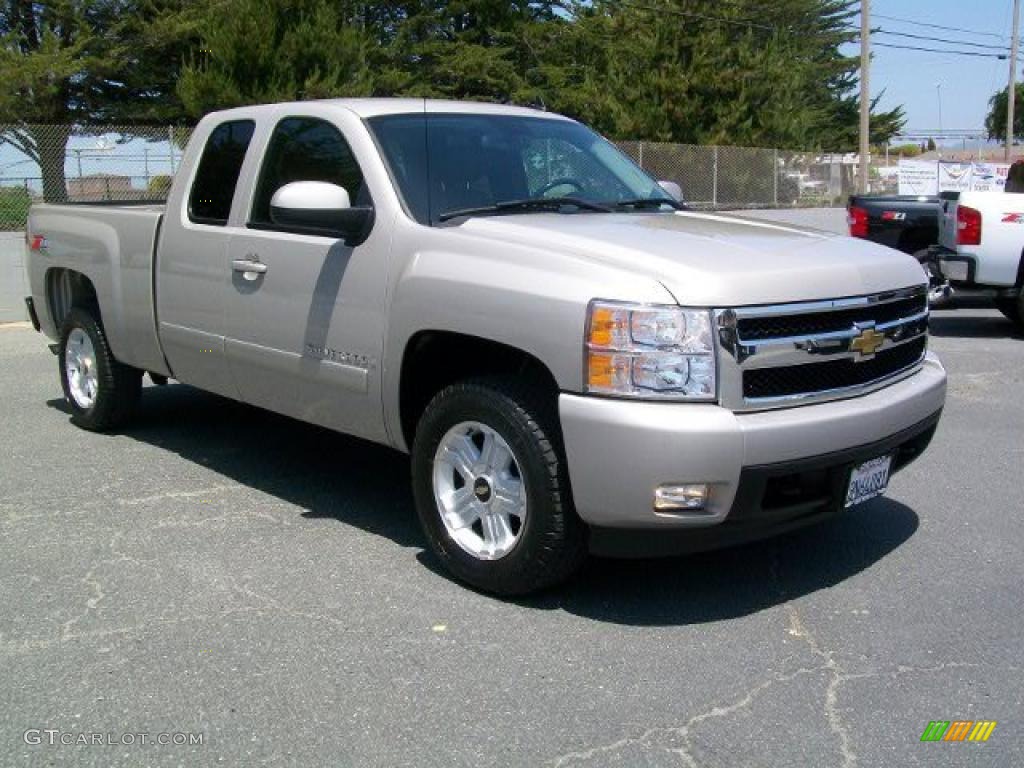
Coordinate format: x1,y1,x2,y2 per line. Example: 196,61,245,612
898,160,1010,195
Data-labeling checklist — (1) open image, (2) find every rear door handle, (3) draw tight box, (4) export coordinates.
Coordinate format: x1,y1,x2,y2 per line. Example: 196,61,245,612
231,259,268,275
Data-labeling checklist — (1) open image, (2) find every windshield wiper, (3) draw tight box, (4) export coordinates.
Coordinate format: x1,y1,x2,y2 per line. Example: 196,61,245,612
438,197,612,222
612,197,685,210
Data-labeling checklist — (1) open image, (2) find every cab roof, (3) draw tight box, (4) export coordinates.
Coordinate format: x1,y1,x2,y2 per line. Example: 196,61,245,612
208,98,570,121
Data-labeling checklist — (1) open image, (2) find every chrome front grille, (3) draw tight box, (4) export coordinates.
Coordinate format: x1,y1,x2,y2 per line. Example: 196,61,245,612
715,286,929,411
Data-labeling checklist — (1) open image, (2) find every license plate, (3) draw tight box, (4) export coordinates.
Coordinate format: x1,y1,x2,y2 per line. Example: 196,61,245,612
844,455,893,508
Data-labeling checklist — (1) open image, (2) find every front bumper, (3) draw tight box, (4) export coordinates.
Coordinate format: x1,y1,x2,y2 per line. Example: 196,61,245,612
559,353,946,551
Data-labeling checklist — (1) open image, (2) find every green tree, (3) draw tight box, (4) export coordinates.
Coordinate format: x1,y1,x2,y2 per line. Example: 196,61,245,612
985,83,1024,142
0,1,201,201
177,0,373,117
523,0,903,150
370,1,564,102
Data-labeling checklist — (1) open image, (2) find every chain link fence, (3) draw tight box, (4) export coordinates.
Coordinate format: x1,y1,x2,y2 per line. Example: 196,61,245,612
1,123,888,231
616,141,883,209
0,124,193,231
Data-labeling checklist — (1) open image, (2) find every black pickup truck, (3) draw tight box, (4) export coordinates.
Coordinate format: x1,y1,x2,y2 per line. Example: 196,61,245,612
846,194,941,254
847,194,950,303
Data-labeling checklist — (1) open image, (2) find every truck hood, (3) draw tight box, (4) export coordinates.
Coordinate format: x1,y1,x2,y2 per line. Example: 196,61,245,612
456,211,926,306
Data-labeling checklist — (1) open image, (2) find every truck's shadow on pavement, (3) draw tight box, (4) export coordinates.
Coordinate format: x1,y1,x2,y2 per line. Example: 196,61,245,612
928,307,1021,340
532,500,916,625
48,383,919,626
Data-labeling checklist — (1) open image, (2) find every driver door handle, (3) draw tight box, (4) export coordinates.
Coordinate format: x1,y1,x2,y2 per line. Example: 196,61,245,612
231,258,267,275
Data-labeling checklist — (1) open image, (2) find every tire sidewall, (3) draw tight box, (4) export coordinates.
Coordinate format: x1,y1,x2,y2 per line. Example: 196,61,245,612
412,383,574,594
59,309,112,427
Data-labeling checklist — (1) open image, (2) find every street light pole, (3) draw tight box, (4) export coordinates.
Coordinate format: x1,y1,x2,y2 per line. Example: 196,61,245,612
935,83,943,158
859,0,870,194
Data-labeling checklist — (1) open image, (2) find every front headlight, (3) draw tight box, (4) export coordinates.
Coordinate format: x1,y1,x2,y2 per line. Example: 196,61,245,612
585,300,716,400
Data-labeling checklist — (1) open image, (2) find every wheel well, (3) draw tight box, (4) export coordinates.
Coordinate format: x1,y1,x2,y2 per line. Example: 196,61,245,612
399,331,559,448
46,269,100,329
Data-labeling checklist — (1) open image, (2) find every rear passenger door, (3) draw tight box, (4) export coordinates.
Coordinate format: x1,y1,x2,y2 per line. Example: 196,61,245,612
157,118,255,398
223,111,390,442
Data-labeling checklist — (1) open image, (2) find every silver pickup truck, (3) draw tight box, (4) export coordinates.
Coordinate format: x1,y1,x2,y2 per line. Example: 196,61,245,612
23,99,946,595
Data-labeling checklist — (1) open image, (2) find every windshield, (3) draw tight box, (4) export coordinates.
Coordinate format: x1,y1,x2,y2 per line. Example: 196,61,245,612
367,113,677,224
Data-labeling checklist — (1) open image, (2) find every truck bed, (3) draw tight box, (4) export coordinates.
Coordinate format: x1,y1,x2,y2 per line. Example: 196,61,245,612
25,202,170,376
938,191,1024,288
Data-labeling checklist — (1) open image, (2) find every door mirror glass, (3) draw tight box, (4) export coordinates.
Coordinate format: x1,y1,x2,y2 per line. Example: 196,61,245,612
269,181,373,244
658,180,683,202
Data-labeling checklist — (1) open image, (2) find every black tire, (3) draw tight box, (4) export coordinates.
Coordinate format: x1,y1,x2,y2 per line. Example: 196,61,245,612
995,296,1023,330
58,307,142,431
411,378,587,596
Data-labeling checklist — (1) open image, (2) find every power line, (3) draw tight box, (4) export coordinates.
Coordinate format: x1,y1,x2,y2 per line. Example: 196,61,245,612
875,29,1016,53
872,41,1009,59
872,13,1011,41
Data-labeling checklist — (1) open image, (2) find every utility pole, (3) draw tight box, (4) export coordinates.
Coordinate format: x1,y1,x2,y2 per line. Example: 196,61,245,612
1008,0,1020,162
859,0,870,193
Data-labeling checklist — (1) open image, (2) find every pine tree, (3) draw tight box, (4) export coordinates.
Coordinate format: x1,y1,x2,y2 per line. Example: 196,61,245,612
0,1,200,201
177,0,373,116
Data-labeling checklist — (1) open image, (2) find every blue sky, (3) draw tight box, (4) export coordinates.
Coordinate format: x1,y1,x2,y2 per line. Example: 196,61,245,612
851,0,1019,138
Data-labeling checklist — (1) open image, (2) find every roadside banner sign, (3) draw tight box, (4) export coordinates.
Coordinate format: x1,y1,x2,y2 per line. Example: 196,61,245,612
938,162,973,192
898,160,1011,195
969,163,1007,192
897,160,938,195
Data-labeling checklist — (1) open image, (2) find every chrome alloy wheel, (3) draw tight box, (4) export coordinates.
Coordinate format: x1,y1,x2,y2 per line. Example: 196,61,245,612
432,421,528,560
65,327,99,409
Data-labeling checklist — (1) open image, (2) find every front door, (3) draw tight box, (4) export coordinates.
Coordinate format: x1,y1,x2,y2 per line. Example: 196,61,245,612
223,114,389,443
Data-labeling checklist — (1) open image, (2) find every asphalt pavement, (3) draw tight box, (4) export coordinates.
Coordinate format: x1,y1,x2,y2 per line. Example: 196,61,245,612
1,304,1022,767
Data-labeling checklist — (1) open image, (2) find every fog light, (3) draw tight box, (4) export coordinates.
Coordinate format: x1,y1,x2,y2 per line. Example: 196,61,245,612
654,483,709,512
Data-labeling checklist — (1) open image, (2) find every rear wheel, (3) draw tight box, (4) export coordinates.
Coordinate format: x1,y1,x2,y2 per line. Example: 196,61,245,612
995,296,1023,331
411,378,587,595
59,308,142,431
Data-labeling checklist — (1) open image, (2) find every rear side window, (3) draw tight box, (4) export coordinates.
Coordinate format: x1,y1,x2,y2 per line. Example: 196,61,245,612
188,120,255,225
250,117,369,228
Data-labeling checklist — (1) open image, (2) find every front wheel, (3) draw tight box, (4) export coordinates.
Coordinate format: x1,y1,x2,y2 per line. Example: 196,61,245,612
58,308,142,431
411,378,587,595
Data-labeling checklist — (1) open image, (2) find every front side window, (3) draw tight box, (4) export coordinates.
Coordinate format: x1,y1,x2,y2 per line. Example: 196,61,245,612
188,120,255,225
368,113,674,225
250,117,369,228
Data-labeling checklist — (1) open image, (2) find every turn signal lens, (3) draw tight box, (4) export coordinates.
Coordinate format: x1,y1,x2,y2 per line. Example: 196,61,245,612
588,306,630,348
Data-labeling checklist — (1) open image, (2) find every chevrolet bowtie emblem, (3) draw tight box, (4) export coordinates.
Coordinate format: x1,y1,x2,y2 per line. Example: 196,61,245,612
850,327,885,359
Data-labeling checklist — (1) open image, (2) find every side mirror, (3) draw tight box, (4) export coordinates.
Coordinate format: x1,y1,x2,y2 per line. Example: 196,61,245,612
269,181,374,245
658,180,683,202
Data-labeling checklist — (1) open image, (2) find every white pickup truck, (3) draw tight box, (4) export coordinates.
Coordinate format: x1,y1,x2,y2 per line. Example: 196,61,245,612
23,99,946,595
936,188,1024,329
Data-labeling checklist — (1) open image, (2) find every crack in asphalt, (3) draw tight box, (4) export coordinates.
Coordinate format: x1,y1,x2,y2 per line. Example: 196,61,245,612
546,544,1021,768
548,663,821,768
784,605,863,768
